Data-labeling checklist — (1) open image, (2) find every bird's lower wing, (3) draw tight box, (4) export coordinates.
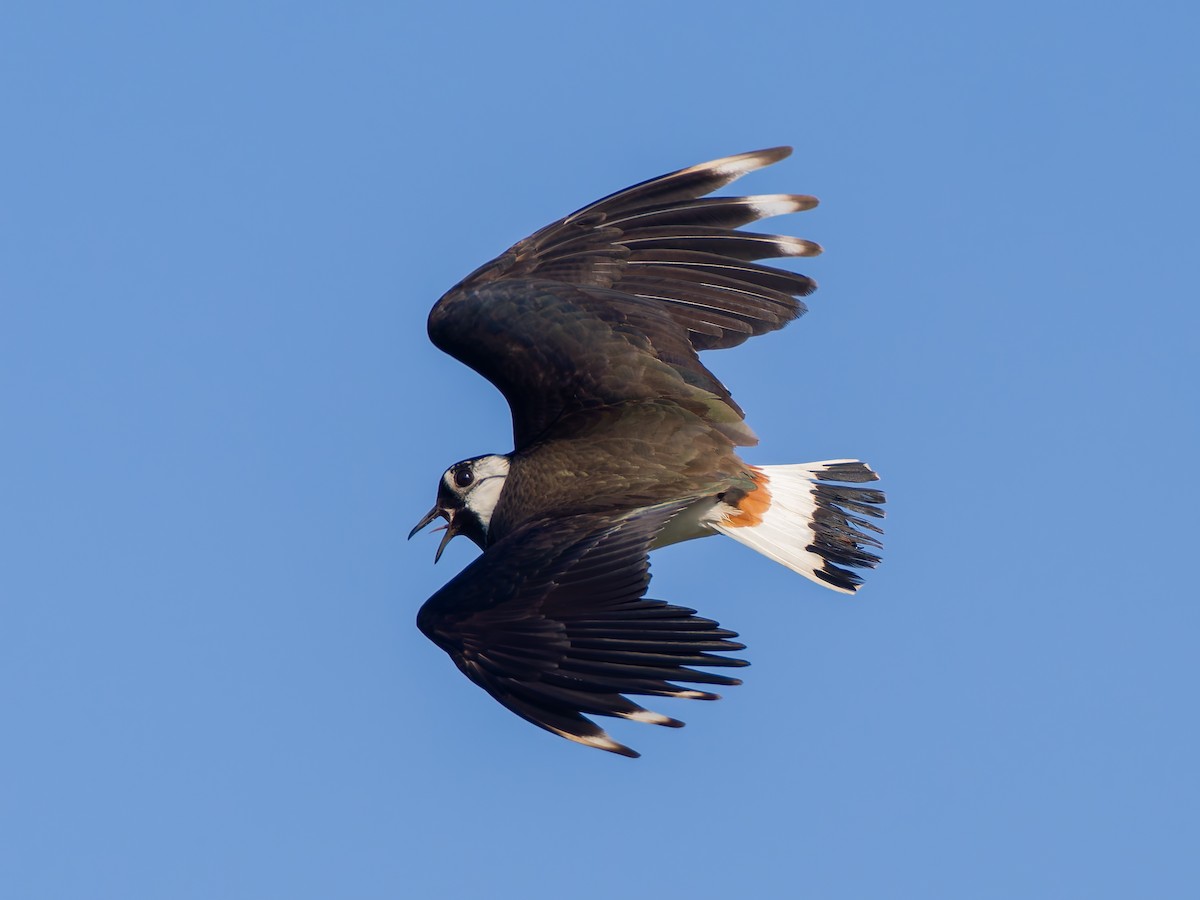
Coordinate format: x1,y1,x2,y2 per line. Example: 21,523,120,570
416,503,747,757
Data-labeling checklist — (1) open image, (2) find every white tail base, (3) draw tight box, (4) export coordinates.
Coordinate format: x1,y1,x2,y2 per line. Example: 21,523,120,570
711,460,873,595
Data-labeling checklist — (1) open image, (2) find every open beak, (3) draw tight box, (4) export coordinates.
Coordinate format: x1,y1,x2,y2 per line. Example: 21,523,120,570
408,505,457,563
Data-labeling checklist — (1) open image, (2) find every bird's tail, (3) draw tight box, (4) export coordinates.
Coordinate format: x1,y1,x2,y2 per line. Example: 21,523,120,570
712,460,885,593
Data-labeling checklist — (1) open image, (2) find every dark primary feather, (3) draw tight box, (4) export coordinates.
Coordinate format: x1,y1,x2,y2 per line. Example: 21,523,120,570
564,146,794,219
417,503,747,758
428,147,820,449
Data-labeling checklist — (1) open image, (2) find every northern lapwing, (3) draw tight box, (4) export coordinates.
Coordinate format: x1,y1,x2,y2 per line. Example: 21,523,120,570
410,147,884,757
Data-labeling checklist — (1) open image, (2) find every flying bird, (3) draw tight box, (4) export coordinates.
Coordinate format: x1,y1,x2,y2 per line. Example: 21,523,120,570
410,147,884,757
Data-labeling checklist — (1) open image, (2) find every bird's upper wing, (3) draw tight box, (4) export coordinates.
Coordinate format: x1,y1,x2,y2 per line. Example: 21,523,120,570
427,147,820,450
416,502,748,757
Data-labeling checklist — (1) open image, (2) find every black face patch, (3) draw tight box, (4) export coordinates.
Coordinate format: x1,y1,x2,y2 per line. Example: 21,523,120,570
437,477,465,510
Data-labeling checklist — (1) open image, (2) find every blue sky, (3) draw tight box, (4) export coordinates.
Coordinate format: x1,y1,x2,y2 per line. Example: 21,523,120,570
3,2,1198,897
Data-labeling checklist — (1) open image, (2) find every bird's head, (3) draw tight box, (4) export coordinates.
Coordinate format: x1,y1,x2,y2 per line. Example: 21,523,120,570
408,454,511,561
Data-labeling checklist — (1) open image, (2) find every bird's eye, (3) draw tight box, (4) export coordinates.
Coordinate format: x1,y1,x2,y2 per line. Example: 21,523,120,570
454,468,474,488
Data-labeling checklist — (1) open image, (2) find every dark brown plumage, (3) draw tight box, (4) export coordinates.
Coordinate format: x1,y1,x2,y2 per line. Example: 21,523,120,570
418,504,747,757
412,148,883,756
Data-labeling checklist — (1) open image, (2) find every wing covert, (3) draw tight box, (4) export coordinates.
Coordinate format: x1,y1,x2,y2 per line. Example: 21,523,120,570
428,279,757,449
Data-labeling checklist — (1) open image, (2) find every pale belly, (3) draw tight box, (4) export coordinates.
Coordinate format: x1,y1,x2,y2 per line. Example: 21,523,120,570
650,496,734,549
